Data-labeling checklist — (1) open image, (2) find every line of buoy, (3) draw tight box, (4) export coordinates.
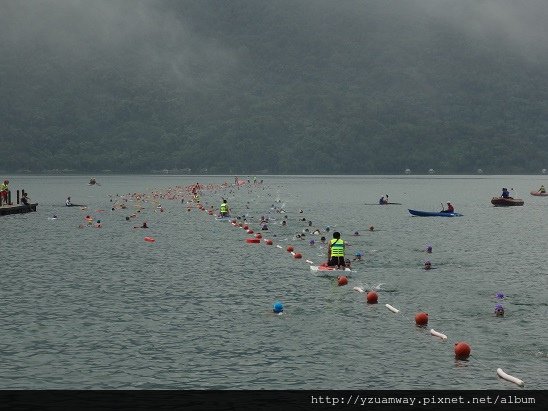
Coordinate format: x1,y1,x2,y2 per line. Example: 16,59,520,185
202,187,525,387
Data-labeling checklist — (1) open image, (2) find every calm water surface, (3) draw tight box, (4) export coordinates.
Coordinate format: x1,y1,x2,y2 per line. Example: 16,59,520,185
1,175,547,389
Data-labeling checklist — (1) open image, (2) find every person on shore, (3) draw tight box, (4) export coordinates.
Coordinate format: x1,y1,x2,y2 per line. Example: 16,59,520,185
440,201,455,213
327,231,346,269
1,180,9,204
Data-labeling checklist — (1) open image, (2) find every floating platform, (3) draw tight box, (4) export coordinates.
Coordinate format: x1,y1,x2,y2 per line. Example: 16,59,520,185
0,203,38,216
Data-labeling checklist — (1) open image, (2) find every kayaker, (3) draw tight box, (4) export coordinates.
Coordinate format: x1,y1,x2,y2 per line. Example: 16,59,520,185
379,195,387,205
539,185,546,194
220,199,229,217
327,231,346,269
65,197,72,206
440,201,454,213
501,188,510,198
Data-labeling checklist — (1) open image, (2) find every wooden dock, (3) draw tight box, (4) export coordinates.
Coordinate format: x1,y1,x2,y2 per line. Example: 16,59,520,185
0,188,38,216
0,203,38,216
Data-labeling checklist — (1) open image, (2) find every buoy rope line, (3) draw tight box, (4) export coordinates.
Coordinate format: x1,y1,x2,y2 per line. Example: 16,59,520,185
192,186,525,387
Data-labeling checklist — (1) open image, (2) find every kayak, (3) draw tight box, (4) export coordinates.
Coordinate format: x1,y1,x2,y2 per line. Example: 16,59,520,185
491,197,524,206
310,265,352,272
66,204,86,207
530,191,548,197
408,209,463,217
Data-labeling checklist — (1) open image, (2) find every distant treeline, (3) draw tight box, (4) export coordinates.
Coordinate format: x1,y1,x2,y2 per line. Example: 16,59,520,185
0,0,547,174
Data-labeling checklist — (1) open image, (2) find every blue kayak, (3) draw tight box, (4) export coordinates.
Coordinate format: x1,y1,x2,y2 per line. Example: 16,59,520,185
408,209,463,217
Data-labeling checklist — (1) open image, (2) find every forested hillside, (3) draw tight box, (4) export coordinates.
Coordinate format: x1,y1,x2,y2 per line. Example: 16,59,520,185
1,0,547,174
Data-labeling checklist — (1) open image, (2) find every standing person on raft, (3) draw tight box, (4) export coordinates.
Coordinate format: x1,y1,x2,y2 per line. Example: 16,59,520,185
327,231,346,269
220,199,230,217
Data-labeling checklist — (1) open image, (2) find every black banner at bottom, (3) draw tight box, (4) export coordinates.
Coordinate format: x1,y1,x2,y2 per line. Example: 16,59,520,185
0,390,545,411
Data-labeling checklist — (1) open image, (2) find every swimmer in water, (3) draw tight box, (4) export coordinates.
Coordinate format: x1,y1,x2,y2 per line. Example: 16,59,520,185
424,261,432,270
495,304,504,317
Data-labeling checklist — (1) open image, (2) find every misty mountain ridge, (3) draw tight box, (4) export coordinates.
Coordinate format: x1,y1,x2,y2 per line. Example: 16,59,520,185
1,0,547,174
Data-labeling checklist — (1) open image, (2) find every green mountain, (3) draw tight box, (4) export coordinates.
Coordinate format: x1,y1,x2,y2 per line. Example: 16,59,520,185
1,0,547,174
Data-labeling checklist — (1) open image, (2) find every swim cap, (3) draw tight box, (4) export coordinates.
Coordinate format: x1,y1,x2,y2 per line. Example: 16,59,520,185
355,252,362,257
273,301,284,313
496,292,505,299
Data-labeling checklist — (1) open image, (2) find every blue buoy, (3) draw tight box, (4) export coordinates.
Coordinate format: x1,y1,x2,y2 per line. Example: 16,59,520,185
273,301,284,313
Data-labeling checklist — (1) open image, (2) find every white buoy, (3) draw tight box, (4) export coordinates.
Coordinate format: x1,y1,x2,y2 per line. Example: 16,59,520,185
276,245,283,249
305,259,314,264
497,368,524,386
429,329,448,341
290,251,296,256
385,304,399,313
353,287,364,293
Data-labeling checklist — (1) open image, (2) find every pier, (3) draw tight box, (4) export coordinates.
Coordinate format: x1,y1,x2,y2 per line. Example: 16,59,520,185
0,189,38,216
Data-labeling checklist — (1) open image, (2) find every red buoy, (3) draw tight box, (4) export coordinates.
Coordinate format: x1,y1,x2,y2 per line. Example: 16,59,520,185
247,229,254,234
293,253,302,259
255,233,262,239
454,342,471,359
287,246,294,252
415,312,429,326
265,239,273,245
366,291,378,304
337,275,348,286
144,237,155,243
208,210,213,215
243,225,249,230
245,238,260,244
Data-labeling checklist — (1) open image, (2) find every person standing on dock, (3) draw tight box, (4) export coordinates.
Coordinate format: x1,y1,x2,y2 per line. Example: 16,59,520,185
1,180,9,204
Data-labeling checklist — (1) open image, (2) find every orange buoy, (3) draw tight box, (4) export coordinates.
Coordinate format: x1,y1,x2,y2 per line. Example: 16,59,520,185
265,239,273,245
415,312,429,326
287,246,294,252
255,233,262,239
247,229,254,234
454,342,471,359
144,237,155,243
245,238,260,244
293,253,302,259
337,275,348,286
366,291,378,304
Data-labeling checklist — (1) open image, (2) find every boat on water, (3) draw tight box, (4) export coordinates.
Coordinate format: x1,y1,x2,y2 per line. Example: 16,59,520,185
491,197,524,206
408,209,463,217
530,191,548,197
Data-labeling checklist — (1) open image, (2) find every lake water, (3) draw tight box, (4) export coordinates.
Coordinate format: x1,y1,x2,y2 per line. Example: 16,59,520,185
1,174,546,389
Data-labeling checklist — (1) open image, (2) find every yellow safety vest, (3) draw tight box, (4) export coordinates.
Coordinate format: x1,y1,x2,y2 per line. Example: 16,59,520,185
330,238,345,257
220,202,228,213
